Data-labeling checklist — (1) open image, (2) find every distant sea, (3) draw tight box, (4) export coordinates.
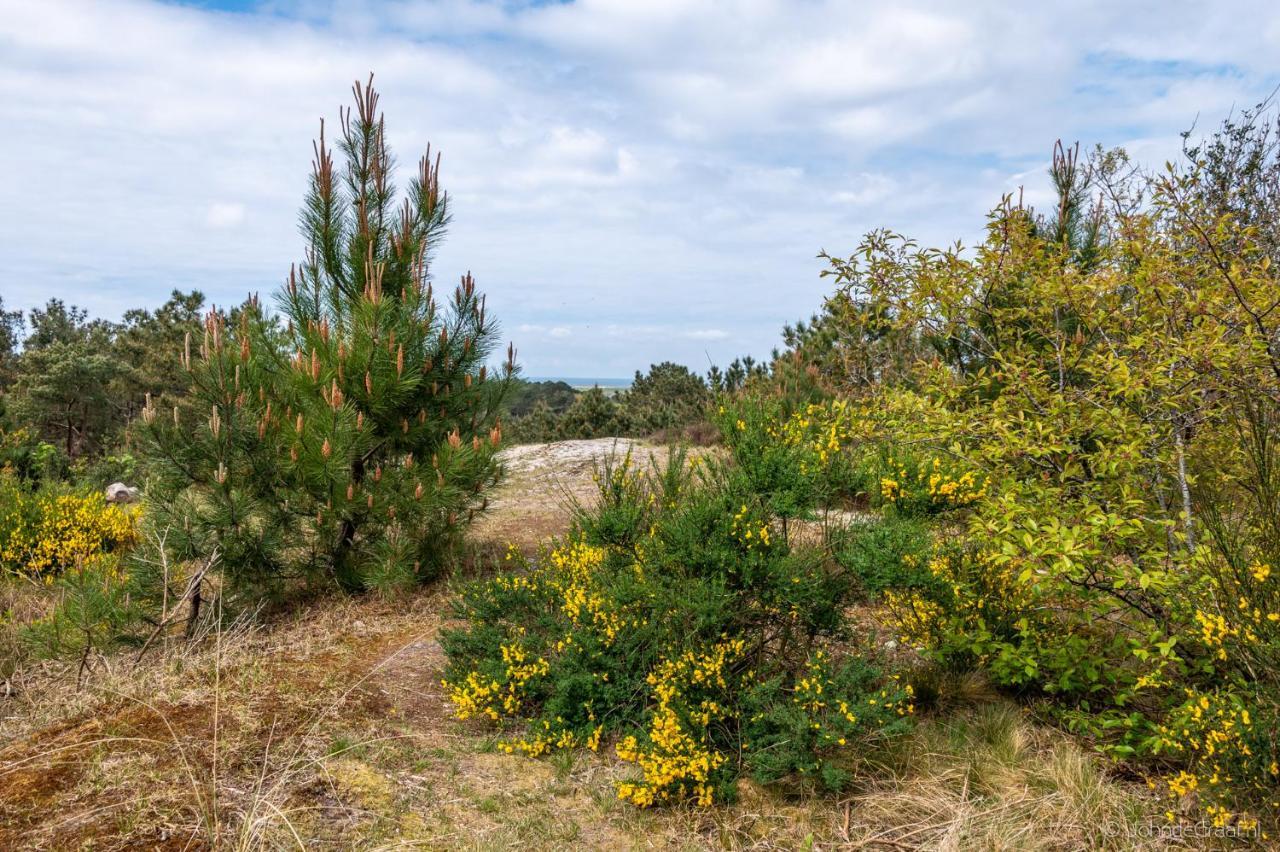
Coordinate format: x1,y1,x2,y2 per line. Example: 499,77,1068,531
525,376,632,390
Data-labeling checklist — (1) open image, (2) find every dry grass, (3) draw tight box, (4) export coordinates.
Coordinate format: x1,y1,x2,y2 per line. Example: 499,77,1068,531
843,702,1172,850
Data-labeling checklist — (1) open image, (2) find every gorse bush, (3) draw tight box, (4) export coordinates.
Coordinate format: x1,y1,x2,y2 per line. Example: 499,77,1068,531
831,514,932,596
0,471,140,674
0,472,138,578
771,397,877,505
139,77,514,596
876,452,986,516
712,394,825,529
442,446,913,807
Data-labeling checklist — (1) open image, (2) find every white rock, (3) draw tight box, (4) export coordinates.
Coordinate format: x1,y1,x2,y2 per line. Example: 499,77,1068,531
105,482,140,503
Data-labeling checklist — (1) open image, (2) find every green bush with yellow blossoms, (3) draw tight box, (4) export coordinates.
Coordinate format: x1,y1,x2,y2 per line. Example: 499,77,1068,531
441,443,914,807
0,471,142,671
0,473,138,578
787,132,1280,833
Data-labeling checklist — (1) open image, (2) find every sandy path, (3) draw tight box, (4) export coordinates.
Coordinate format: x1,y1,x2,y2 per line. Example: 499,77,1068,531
470,437,667,551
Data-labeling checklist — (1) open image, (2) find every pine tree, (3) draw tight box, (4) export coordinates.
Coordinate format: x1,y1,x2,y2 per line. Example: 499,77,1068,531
10,301,123,460
556,387,622,439
620,362,709,433
1039,140,1105,270
140,77,515,594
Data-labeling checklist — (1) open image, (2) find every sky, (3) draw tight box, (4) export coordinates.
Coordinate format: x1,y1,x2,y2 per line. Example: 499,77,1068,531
2,1,1279,378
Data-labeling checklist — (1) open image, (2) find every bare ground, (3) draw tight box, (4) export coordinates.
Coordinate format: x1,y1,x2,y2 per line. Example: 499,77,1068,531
471,438,686,552
0,440,1183,851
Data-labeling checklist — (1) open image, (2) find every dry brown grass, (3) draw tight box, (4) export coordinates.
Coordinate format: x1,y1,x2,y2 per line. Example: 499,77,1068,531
842,702,1173,850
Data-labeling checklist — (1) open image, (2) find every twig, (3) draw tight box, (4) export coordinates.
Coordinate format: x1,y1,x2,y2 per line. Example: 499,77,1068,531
134,550,218,666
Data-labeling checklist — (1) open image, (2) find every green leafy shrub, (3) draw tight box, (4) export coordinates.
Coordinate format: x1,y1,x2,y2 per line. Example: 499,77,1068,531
810,128,1280,830
441,448,912,807
831,514,932,595
0,427,67,486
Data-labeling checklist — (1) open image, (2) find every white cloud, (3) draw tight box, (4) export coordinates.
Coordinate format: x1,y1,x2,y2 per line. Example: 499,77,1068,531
686,329,729,341
2,0,1279,377
205,202,246,229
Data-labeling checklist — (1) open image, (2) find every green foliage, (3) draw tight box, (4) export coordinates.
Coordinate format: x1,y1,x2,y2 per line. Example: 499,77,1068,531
441,447,912,807
742,651,913,792
0,470,141,673
506,399,560,444
619,362,710,435
9,335,125,461
707,356,768,395
0,295,22,393
0,427,67,486
831,514,932,595
809,131,1280,827
1181,97,1280,265
0,291,204,473
113,290,206,426
505,363,713,444
554,386,624,439
138,78,514,596
504,379,576,418
18,554,137,669
713,394,822,525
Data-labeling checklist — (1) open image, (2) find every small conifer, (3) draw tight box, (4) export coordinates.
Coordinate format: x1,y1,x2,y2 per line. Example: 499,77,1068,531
140,76,514,593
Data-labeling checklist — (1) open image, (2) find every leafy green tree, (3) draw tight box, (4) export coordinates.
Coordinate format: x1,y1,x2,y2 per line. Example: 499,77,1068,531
139,77,515,594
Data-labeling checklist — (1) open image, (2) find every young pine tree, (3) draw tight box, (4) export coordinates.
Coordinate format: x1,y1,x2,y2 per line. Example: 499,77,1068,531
140,77,515,594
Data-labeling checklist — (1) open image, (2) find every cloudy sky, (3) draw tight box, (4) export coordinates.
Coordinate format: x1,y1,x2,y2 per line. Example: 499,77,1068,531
3,1,1279,378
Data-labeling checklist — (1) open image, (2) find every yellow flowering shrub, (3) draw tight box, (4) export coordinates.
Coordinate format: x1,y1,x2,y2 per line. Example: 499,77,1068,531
805,156,1280,833
441,448,914,807
1152,689,1278,830
616,641,741,807
1142,545,1280,828
877,453,987,515
881,543,1072,688
0,475,138,577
